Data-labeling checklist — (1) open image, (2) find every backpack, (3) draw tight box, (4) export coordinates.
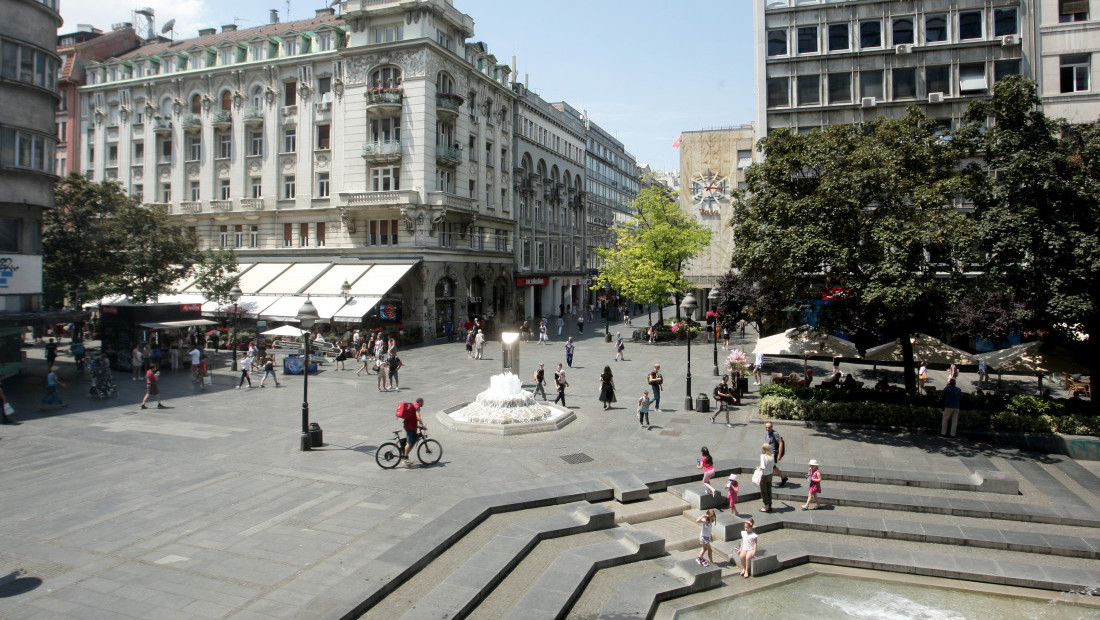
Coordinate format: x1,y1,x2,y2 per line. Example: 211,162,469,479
395,401,417,419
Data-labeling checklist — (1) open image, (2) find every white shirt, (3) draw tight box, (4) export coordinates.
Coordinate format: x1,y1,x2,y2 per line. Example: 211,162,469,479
759,453,775,475
741,530,758,552
189,348,201,365
700,521,712,540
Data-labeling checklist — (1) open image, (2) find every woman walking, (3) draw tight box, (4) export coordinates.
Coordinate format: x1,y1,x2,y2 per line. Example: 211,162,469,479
697,446,717,497
757,444,776,512
334,341,349,371
355,340,372,376
237,350,254,389
259,355,282,388
695,509,716,567
801,459,822,510
599,366,616,410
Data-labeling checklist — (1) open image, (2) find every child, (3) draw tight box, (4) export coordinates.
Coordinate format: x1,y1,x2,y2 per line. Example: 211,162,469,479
726,474,739,514
198,354,209,392
697,447,717,498
695,509,716,567
637,389,651,429
801,459,822,510
738,519,758,577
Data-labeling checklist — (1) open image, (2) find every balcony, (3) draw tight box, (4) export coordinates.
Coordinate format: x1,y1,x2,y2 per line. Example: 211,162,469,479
339,189,419,206
212,111,232,129
182,114,201,133
365,88,402,118
436,92,463,121
152,117,172,135
361,140,402,164
436,144,462,167
178,201,202,213
243,108,264,126
210,200,233,212
240,198,265,210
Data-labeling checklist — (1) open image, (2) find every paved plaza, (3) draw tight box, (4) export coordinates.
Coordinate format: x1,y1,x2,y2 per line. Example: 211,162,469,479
0,315,1098,619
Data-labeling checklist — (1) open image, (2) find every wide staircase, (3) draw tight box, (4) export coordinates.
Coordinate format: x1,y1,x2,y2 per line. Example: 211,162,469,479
317,458,1100,620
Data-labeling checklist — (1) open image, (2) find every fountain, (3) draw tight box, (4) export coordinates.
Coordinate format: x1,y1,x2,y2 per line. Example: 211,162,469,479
437,372,575,435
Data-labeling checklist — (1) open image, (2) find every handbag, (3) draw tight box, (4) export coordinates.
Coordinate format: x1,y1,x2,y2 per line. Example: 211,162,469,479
751,468,763,486
3,402,13,416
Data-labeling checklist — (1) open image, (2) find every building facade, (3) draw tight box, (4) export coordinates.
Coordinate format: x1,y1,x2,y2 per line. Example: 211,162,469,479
0,0,64,375
1036,0,1100,121
80,1,521,341
510,82,587,319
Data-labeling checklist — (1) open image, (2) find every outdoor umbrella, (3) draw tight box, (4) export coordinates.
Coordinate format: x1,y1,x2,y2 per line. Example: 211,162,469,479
261,325,308,337
975,341,1086,392
864,333,977,365
752,326,859,374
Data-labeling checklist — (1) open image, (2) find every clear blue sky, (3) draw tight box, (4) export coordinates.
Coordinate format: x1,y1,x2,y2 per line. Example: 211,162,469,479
60,0,755,172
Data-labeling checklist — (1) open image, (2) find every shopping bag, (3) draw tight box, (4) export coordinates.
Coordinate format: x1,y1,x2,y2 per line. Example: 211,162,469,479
3,402,13,416
202,375,213,386
751,468,763,486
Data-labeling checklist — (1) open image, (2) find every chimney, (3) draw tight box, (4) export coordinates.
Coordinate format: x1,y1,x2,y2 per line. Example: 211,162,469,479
222,24,237,32
270,9,280,24
198,27,216,36
316,8,335,17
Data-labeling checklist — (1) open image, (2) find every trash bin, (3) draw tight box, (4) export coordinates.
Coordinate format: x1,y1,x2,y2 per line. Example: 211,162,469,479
309,422,323,447
737,377,749,398
695,393,710,413
605,332,613,343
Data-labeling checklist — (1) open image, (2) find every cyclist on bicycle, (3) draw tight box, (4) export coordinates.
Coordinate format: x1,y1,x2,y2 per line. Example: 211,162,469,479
399,398,425,466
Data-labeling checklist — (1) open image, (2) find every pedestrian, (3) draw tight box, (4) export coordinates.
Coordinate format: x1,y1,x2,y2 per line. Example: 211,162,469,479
737,519,758,578
355,342,372,376
376,355,389,391
259,355,281,387
637,389,651,429
131,344,142,381
577,315,584,333
198,353,209,391
757,444,775,512
141,366,167,409
695,509,716,567
942,378,962,437
334,341,348,371
189,347,202,383
764,421,788,487
465,330,475,358
39,366,67,410
978,360,989,385
918,362,929,392
45,337,58,368
237,350,254,388
801,459,822,510
564,337,575,367
533,362,547,400
949,363,959,380
752,352,764,385
599,365,616,409
539,320,548,344
0,382,12,424
648,364,663,409
697,446,717,497
520,319,530,343
711,375,739,426
71,339,86,373
726,474,739,514
553,363,568,406
614,332,624,361
398,398,426,466
556,315,563,337
474,329,485,360
387,351,403,390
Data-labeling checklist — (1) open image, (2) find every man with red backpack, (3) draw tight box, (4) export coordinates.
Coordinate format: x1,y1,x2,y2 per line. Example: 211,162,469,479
397,398,425,466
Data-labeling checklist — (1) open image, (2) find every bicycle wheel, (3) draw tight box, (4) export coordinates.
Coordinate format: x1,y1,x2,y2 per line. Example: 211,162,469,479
417,439,443,465
375,442,402,469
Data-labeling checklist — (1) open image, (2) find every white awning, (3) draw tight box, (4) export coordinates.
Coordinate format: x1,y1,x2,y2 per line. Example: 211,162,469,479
351,263,415,296
258,296,316,322
178,263,254,294
257,263,331,295
302,264,373,296
138,319,218,329
237,263,293,294
332,296,381,320
309,297,351,320
235,295,281,318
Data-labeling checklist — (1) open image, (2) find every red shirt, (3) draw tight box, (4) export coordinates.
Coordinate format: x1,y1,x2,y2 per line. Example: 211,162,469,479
146,368,157,385
400,402,420,430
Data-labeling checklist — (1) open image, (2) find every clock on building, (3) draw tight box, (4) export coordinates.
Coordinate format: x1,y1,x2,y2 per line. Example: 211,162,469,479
689,169,729,212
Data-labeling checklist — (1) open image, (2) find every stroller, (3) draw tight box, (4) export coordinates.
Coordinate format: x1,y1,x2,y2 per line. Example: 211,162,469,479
88,354,118,399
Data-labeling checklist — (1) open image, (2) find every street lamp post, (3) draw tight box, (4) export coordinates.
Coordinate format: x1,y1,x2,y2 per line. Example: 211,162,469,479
297,298,319,451
229,285,243,371
708,289,719,376
680,292,698,410
603,284,611,337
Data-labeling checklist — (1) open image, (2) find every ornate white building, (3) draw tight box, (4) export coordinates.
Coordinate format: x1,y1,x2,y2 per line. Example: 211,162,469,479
80,1,519,341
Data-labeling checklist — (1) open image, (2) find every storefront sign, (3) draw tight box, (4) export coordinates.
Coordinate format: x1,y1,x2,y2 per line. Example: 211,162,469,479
180,304,201,312
101,305,119,314
515,277,547,287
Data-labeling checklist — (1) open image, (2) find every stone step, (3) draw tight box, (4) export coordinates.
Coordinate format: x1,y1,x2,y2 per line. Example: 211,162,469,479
630,514,705,553
597,552,723,619
607,493,690,525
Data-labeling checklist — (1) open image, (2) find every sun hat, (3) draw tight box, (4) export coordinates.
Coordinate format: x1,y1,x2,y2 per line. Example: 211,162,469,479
808,459,819,466
728,474,738,481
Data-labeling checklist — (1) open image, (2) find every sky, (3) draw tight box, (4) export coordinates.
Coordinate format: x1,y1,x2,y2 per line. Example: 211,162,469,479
58,0,756,172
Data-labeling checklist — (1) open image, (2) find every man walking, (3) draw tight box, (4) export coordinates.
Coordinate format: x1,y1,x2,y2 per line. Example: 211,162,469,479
189,346,202,384
565,337,575,368
942,378,962,437
552,363,567,406
764,421,789,487
387,351,403,390
141,366,168,409
533,362,547,400
648,364,663,409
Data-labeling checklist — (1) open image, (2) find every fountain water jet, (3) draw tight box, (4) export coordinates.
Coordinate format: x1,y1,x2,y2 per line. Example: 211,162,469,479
438,372,575,435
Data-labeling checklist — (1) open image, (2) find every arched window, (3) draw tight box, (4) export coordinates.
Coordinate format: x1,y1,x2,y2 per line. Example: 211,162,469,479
370,66,402,89
250,86,264,110
436,71,454,94
220,90,232,111
190,94,202,114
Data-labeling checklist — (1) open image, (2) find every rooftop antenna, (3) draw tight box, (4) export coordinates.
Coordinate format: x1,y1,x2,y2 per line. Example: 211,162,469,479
286,0,291,22
135,7,155,41
161,18,176,43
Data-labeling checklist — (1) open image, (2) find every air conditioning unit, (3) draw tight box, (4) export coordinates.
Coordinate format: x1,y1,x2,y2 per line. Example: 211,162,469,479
1001,34,1021,47
861,97,877,108
895,44,913,54
928,92,945,103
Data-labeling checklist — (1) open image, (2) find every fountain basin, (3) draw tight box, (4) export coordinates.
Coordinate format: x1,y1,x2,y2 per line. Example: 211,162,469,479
436,402,575,435
437,372,576,435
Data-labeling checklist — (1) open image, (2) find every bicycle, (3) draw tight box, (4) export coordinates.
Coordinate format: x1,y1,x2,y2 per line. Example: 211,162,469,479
376,429,443,469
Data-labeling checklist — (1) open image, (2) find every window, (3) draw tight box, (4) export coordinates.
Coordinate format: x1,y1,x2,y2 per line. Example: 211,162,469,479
0,219,20,252
437,169,454,193
317,35,332,51
522,239,530,267
284,81,297,106
160,139,172,163
218,133,231,159
251,87,263,110
372,24,403,43
316,222,325,247
367,219,399,246
0,40,58,90
827,73,851,103
250,43,265,61
190,94,202,114
994,8,1018,36
766,77,789,107
892,17,914,45
370,117,400,142
371,166,399,191
767,30,787,56
132,184,142,199
57,121,66,141
189,181,201,201
251,177,262,198
316,124,330,150
220,179,230,200
318,172,330,197
162,183,171,203
250,132,263,156
995,60,1021,83
299,222,309,247
107,145,118,166
926,65,951,96
859,20,881,48
370,66,402,88
1060,0,1089,22
282,128,296,153
220,225,229,248
797,26,818,54
485,141,493,166
485,183,492,207
133,142,144,160
283,38,297,56
283,223,293,247
797,75,820,105
893,67,917,99
958,11,983,40
283,175,295,199
220,90,232,111
925,14,948,43
959,64,987,94
860,71,884,100
233,224,243,248
249,225,259,248
828,24,849,51
318,76,331,96
1060,55,1090,93
500,147,507,170
188,136,201,162
220,48,235,66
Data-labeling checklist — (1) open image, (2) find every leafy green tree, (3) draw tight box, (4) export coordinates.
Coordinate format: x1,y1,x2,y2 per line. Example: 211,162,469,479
104,201,200,303
193,249,240,306
731,107,976,393
713,271,787,338
593,186,712,324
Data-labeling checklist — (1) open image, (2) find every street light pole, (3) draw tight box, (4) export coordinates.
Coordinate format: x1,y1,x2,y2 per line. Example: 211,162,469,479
297,298,319,451
709,288,719,376
680,292,698,410
229,285,243,372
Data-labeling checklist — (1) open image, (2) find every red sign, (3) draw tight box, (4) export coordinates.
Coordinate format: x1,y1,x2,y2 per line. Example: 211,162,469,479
822,288,851,301
181,303,201,312
100,305,118,314
698,208,720,216
516,277,547,287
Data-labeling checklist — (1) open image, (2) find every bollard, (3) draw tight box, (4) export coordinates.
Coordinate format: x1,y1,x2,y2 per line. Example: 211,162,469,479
309,422,323,447
695,393,710,413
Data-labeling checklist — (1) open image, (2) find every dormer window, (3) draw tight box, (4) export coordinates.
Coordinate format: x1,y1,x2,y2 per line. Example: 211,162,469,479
283,38,298,56
220,48,235,65
250,42,264,61
190,52,203,69
317,34,332,51
133,62,145,77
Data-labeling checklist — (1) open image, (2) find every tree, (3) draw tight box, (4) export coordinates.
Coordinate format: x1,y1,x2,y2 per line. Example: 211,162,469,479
104,201,201,303
713,271,786,337
593,186,712,324
193,249,240,306
731,107,976,393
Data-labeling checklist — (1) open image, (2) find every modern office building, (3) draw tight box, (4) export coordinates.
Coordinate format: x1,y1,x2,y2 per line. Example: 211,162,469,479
79,1,520,341
1035,0,1100,121
510,81,588,319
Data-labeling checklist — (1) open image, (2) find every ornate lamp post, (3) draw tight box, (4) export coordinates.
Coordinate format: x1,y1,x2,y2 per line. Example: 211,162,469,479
680,292,698,410
297,298,319,451
603,283,612,341
229,285,243,371
708,289,720,376
340,279,352,301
